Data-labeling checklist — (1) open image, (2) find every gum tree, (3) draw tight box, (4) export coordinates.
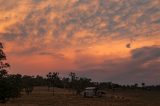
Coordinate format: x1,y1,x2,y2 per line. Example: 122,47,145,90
0,42,10,103
0,43,23,103
47,72,59,96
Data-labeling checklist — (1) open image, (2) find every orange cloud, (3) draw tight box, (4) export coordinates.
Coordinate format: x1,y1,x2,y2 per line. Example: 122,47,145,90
0,0,160,84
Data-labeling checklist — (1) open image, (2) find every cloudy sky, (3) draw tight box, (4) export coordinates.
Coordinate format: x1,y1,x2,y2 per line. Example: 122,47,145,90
0,0,160,84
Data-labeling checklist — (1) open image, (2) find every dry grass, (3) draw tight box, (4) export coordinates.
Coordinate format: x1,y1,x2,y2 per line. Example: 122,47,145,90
0,87,160,106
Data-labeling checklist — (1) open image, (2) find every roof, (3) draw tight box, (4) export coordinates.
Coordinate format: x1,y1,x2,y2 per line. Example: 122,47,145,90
85,87,96,90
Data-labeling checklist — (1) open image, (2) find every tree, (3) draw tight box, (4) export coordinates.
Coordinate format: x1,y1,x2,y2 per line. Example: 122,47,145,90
0,42,10,103
134,83,138,89
0,69,7,78
69,72,76,81
62,77,70,89
46,72,59,96
0,42,24,103
69,72,77,91
141,83,146,89
75,77,91,95
34,75,47,86
68,72,92,95
142,83,145,87
22,75,34,95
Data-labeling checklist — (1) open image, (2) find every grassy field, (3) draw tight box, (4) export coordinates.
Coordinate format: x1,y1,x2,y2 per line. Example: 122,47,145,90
1,87,160,106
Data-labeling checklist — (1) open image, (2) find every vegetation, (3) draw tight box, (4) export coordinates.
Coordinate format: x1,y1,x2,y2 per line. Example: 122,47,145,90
22,75,34,95
46,72,60,95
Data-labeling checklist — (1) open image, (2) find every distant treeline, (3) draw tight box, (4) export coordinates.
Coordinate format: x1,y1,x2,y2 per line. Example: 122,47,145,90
1,70,160,103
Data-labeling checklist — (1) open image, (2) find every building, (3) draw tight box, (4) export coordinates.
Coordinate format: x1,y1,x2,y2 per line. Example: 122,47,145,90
83,87,105,97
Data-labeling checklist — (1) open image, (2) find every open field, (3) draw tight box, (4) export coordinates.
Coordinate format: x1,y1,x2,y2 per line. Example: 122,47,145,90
1,87,160,106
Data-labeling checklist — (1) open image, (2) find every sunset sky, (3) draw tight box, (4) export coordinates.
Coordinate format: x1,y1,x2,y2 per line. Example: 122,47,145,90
0,0,160,84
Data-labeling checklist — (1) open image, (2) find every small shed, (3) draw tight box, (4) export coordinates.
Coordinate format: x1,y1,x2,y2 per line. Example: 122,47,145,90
83,87,105,97
83,87,97,97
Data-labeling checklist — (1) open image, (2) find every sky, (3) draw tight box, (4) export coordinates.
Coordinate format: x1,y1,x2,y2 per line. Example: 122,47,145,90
0,0,160,85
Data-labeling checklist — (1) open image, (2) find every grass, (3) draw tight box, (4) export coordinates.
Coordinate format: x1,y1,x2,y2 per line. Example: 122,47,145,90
1,87,160,106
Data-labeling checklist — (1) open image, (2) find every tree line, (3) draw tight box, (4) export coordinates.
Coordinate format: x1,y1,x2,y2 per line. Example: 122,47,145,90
1,71,160,103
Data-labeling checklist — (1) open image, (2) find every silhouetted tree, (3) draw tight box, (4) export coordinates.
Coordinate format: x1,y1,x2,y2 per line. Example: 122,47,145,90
47,72,59,96
0,42,10,103
75,77,91,95
62,77,70,89
69,72,78,90
7,74,23,98
134,83,138,89
69,72,76,81
34,75,47,86
141,83,145,88
22,75,34,95
68,72,92,95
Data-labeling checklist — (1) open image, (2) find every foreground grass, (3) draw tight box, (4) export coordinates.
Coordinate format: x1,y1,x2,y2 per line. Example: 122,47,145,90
1,87,160,106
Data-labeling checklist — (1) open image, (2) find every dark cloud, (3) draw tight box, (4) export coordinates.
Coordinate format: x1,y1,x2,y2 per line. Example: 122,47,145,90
131,46,160,62
32,0,43,3
9,46,41,56
0,32,18,41
76,45,160,85
38,52,65,59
